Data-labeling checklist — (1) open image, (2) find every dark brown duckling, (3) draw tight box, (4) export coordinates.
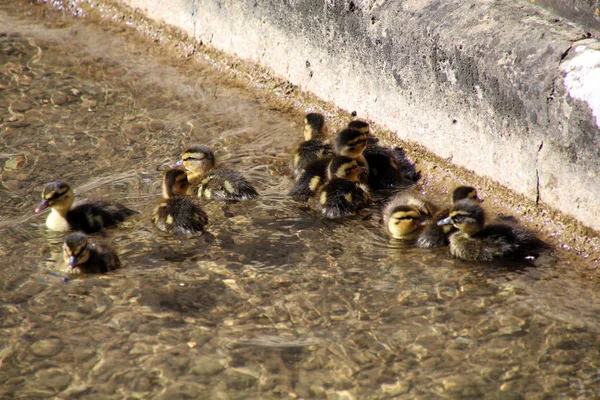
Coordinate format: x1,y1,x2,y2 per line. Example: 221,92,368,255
174,144,258,202
288,156,334,201
416,186,481,248
437,199,546,261
290,113,333,177
152,169,208,235
35,181,137,233
314,156,371,219
62,232,121,274
348,120,420,191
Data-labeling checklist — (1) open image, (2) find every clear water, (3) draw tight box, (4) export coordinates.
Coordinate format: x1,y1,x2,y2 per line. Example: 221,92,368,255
1,2,600,399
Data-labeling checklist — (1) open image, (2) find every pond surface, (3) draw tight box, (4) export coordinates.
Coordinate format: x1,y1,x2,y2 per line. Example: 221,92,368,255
1,2,600,399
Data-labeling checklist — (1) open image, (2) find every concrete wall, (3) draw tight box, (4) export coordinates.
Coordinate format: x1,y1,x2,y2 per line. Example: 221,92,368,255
117,0,600,231
527,0,600,34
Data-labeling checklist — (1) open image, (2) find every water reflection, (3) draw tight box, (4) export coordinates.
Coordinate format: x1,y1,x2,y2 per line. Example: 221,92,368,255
1,2,600,399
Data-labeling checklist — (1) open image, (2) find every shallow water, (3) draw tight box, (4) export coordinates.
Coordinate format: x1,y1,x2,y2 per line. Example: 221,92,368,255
1,2,600,399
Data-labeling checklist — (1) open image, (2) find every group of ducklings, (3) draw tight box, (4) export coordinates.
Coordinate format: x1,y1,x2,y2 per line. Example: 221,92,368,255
34,112,546,274
290,113,547,261
35,144,259,274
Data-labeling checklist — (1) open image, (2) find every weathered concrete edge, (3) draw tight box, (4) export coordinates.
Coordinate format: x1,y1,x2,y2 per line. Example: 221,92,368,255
117,0,600,231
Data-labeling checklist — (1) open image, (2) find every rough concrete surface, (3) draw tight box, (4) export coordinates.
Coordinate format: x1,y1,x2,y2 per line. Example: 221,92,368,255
527,0,600,34
117,0,600,231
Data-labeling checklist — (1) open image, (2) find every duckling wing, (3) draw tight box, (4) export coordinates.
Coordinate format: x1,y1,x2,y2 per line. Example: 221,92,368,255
292,139,333,175
288,157,331,201
199,168,258,201
68,199,137,233
364,145,415,191
317,179,371,219
153,197,208,235
83,243,121,273
417,208,455,248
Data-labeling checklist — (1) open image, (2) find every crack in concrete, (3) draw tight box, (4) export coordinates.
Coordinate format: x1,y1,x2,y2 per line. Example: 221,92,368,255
536,140,543,205
192,0,197,39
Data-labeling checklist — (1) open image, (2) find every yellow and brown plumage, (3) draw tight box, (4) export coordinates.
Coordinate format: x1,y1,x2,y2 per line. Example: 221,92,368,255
313,156,371,219
62,232,121,274
348,120,421,191
382,192,438,240
437,199,546,261
174,144,258,202
35,181,137,233
291,113,333,177
416,186,481,248
152,169,208,235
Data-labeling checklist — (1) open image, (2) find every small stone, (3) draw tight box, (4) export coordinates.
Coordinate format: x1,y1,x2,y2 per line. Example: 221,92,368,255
148,120,166,131
191,357,225,376
30,338,63,357
9,101,31,113
51,92,69,105
35,368,72,392
381,380,411,396
222,368,258,390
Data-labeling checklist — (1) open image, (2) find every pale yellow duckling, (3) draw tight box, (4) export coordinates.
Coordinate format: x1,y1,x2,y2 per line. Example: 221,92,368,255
382,192,438,240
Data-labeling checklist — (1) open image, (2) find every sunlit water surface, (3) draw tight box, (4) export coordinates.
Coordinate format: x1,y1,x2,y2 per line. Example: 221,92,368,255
1,3,600,399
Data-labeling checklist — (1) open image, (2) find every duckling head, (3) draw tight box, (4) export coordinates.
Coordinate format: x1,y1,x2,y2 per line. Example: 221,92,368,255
35,181,74,214
335,128,368,158
386,205,422,239
451,186,482,205
162,169,190,198
303,113,326,141
173,144,216,177
63,232,91,269
347,120,378,145
327,156,367,182
438,199,485,236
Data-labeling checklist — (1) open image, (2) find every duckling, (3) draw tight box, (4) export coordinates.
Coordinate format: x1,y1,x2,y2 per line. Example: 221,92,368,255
35,181,137,233
382,192,438,240
152,169,208,235
174,144,258,202
62,232,121,274
334,127,369,174
437,199,546,261
416,186,481,248
288,156,334,201
314,156,371,219
291,113,333,177
348,120,420,191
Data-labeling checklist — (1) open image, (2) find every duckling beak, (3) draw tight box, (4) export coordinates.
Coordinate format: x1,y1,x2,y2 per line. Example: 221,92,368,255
68,256,78,268
35,200,50,213
366,136,379,145
170,160,184,169
437,216,452,226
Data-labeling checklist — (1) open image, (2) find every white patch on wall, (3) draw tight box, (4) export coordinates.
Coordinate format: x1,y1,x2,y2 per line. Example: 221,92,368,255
561,41,600,128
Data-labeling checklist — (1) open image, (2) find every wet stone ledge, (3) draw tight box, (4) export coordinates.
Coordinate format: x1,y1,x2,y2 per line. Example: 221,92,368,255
112,0,600,232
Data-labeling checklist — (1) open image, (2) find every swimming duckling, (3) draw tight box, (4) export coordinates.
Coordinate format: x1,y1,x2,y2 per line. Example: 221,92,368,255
35,181,137,233
416,186,481,248
334,127,369,175
62,232,121,274
314,156,371,219
437,199,546,261
382,192,438,240
174,144,258,202
152,169,208,235
288,156,334,201
348,120,420,191
291,113,333,177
